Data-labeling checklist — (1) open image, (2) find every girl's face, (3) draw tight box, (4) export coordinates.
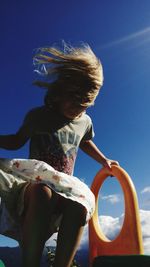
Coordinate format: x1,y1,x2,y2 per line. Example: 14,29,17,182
59,99,87,120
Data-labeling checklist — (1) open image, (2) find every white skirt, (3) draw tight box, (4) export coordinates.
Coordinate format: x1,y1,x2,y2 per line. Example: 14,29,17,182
0,158,95,241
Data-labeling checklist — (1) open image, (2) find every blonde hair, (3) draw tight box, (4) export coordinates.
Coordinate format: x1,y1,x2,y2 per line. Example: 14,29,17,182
33,42,104,107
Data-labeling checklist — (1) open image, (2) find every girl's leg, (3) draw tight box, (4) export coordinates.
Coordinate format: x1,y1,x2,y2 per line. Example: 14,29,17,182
54,199,87,267
20,183,59,267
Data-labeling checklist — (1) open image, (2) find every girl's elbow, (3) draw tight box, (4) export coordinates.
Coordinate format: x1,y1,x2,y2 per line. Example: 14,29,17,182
12,135,28,150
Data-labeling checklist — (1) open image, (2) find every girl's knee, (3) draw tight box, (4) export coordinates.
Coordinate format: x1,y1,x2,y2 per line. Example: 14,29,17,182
24,183,53,208
33,183,53,199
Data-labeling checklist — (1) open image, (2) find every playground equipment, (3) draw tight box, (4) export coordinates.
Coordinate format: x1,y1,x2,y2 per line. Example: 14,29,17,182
89,165,144,267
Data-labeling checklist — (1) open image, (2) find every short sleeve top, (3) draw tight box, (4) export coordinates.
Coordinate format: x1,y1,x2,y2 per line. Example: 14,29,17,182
20,106,95,175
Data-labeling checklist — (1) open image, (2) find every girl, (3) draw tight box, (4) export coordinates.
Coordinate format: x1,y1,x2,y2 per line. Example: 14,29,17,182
0,43,118,267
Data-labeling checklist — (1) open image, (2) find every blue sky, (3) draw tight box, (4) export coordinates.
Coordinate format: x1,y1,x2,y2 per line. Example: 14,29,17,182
0,0,150,249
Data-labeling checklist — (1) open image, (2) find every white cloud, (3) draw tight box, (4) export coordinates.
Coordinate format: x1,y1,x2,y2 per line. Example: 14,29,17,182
100,194,120,204
139,210,150,254
141,187,150,194
99,215,124,240
140,198,150,209
46,209,150,255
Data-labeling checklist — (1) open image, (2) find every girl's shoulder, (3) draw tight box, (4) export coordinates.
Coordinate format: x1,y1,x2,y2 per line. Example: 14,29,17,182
71,112,93,130
81,112,93,124
25,105,49,118
22,106,51,126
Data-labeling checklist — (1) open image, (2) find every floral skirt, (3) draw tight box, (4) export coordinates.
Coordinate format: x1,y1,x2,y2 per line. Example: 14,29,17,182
0,158,95,242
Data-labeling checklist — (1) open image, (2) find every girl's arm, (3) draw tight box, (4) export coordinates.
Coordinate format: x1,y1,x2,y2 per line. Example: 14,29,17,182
79,139,119,169
0,126,30,150
0,108,36,150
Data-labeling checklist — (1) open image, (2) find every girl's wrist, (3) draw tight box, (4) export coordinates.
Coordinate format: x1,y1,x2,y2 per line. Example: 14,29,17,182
100,158,119,169
100,157,108,166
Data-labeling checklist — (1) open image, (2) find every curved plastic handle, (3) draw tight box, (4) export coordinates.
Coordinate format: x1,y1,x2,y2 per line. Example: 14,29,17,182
89,165,144,266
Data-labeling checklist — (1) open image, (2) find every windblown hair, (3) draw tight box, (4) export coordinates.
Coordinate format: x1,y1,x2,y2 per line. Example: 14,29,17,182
33,42,104,107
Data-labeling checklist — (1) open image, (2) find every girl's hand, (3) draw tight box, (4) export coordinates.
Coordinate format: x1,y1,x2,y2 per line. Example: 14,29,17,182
102,158,119,170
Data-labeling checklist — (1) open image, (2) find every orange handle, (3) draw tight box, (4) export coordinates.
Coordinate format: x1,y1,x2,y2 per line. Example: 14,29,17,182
89,165,144,267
